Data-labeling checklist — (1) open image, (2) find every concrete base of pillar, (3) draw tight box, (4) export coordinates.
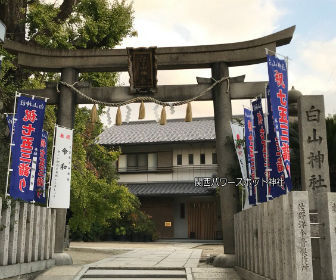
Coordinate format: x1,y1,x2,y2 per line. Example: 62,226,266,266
0,259,55,279
54,252,73,266
213,254,236,268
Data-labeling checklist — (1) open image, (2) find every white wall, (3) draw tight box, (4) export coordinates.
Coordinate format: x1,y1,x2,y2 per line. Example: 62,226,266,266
118,143,218,183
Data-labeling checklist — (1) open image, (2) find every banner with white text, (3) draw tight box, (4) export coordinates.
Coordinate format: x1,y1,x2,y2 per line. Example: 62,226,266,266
252,98,268,203
267,55,292,191
244,108,256,205
34,130,48,204
9,95,46,201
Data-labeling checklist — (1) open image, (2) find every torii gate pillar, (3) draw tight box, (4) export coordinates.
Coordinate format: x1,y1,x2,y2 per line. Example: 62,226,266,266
54,68,78,256
212,62,238,254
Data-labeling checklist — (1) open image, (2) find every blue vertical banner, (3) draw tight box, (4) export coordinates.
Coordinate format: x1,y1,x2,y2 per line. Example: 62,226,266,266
267,55,292,191
9,95,46,202
34,130,48,203
252,98,268,203
244,108,256,205
267,87,287,197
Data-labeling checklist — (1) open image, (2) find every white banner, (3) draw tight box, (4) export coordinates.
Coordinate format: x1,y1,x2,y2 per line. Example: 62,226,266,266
230,122,250,209
48,125,73,209
230,122,247,179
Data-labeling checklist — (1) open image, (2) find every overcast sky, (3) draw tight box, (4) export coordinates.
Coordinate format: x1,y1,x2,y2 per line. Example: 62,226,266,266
49,0,336,124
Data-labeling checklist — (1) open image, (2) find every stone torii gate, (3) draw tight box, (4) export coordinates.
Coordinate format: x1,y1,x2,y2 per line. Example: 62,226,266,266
4,25,295,258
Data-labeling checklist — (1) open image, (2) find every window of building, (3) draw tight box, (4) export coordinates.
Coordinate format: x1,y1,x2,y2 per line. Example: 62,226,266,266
126,153,150,171
188,154,194,165
177,154,182,165
127,154,137,168
180,203,185,219
137,153,148,170
212,153,217,164
200,153,205,164
148,153,158,171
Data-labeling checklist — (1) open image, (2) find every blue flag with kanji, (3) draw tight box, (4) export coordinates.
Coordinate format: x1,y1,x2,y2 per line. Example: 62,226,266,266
267,55,292,191
34,130,48,204
267,87,287,197
9,95,46,202
252,98,268,203
244,108,256,205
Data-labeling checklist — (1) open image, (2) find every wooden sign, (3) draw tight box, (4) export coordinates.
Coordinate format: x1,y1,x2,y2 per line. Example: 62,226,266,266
127,47,157,93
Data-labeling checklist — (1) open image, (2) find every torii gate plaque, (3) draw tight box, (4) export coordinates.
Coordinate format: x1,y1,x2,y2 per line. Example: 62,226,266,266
4,25,295,256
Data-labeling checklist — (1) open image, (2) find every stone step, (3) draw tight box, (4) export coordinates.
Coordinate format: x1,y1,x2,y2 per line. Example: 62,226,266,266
82,278,186,280
191,267,242,280
81,267,187,279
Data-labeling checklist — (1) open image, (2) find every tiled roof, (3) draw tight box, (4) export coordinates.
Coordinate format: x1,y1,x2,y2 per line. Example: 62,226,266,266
123,182,216,196
96,117,216,145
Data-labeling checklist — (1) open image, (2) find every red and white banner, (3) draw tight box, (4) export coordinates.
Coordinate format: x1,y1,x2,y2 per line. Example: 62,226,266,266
48,125,73,209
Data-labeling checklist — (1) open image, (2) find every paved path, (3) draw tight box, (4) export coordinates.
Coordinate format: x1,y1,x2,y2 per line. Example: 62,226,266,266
35,242,242,279
89,247,202,268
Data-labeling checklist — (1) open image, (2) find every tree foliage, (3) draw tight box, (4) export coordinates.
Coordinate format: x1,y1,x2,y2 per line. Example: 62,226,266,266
0,0,142,236
67,106,139,233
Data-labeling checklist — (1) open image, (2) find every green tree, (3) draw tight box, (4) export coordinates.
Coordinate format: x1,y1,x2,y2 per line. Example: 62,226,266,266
0,0,141,236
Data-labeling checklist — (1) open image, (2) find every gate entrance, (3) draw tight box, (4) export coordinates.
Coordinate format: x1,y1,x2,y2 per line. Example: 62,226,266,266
3,25,296,254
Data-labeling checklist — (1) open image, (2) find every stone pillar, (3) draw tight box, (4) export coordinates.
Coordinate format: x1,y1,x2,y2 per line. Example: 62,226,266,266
0,201,11,265
280,194,292,280
289,191,313,280
39,207,46,260
298,95,330,210
257,204,264,275
211,62,238,254
252,206,258,273
274,197,283,279
316,192,336,280
44,208,51,260
32,205,40,261
262,203,270,278
54,68,78,254
8,201,20,264
267,199,275,279
242,211,247,269
17,202,27,263
49,209,56,258
25,204,35,262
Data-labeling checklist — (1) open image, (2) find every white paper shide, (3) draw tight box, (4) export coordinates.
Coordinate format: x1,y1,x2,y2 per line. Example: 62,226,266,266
48,125,73,208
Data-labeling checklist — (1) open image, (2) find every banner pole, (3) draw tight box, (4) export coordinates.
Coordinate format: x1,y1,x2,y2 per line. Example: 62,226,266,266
5,92,20,197
47,124,57,208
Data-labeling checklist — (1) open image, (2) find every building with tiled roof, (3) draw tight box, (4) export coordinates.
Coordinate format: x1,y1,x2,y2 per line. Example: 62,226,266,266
96,117,216,145
97,117,222,240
